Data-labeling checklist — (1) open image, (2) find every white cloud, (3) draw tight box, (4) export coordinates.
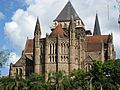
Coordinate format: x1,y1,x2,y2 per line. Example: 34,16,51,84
0,12,4,20
4,9,36,49
8,52,20,64
4,0,120,58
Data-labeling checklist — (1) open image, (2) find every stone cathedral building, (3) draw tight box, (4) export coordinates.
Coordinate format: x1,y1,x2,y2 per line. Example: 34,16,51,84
9,1,116,79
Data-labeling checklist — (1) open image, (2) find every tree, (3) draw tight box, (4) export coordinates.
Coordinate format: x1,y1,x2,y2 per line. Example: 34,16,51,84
22,73,47,90
0,49,11,76
47,71,64,90
70,69,89,90
0,77,16,90
90,60,104,90
103,59,120,89
90,60,117,90
0,49,11,66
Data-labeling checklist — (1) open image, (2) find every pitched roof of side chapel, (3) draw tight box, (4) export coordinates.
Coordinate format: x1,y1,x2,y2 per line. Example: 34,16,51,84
85,35,109,52
86,35,109,43
24,39,33,54
14,55,33,67
49,24,68,38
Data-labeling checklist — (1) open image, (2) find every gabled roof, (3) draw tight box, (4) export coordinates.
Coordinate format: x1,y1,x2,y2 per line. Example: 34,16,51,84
93,14,101,35
54,1,80,21
49,24,68,38
14,55,33,67
84,55,93,64
24,39,33,54
85,35,109,52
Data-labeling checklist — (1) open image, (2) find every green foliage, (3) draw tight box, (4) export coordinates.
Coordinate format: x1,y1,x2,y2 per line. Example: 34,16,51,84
70,69,89,90
1,59,120,90
0,77,15,90
0,49,11,67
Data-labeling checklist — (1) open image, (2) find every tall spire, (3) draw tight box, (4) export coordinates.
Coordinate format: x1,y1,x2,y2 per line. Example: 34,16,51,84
34,18,41,48
34,17,41,36
93,14,101,36
54,1,80,21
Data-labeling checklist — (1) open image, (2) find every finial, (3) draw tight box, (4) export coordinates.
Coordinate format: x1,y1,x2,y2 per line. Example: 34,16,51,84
95,11,98,17
111,32,113,35
70,15,74,22
46,33,49,38
27,36,29,40
36,17,40,25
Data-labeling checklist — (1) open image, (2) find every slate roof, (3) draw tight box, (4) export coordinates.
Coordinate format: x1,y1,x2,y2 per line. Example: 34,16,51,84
49,24,68,38
93,14,101,35
54,1,81,21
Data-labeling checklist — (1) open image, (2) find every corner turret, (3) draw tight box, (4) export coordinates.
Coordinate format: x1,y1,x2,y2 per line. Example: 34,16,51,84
33,18,42,74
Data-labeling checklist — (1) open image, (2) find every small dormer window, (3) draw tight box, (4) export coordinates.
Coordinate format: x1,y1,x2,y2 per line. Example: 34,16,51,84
55,22,57,26
78,21,80,25
64,23,67,28
60,23,62,27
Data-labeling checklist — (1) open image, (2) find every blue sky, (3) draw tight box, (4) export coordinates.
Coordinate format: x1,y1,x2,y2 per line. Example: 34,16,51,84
0,0,27,76
0,0,27,52
0,0,120,76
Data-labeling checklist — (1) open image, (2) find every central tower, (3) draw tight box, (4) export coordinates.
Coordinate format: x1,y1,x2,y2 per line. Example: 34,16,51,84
51,1,85,30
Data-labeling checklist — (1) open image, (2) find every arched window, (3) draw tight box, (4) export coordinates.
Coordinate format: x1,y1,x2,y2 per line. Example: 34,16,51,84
85,64,91,72
53,56,54,62
61,44,63,54
53,44,54,54
19,68,22,77
50,56,51,62
50,44,52,54
61,56,63,62
66,56,68,62
66,44,69,54
16,68,18,75
64,56,66,61
54,43,56,54
64,44,66,54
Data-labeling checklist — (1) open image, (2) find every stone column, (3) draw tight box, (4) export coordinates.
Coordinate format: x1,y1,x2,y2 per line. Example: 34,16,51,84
101,41,104,62
45,36,49,80
69,38,76,73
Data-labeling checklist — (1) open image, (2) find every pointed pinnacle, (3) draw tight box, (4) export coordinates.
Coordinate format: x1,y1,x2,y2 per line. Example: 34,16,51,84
36,17,40,25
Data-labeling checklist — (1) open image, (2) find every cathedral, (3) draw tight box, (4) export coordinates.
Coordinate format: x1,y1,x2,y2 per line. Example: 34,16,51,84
9,1,116,79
